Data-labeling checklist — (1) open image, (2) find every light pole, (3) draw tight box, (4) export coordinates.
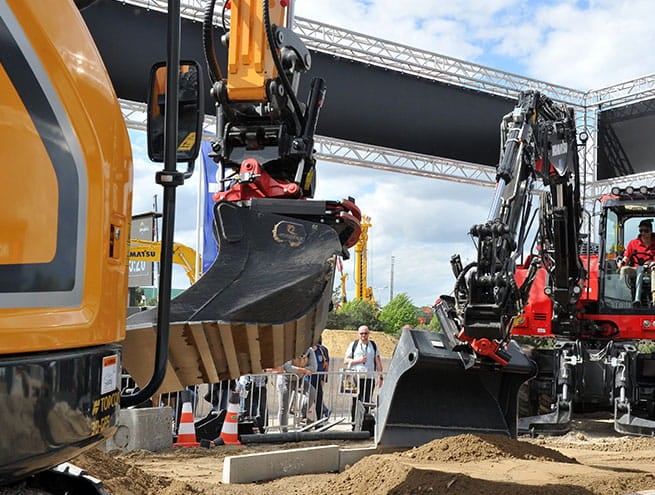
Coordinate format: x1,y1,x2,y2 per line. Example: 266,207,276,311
389,256,395,303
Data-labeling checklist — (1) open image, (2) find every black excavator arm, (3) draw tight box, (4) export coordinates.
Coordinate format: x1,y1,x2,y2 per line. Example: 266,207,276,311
452,90,584,363
375,90,584,446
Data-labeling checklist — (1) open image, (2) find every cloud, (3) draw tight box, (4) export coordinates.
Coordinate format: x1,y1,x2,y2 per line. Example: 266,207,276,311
295,0,655,90
315,162,489,306
518,2,655,88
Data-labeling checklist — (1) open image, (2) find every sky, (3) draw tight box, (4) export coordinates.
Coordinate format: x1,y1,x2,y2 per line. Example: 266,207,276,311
130,0,655,307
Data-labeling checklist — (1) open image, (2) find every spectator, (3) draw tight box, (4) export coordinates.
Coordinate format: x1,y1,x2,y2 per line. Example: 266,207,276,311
266,348,316,432
344,325,383,425
618,219,655,304
307,337,330,421
204,379,234,412
237,374,268,432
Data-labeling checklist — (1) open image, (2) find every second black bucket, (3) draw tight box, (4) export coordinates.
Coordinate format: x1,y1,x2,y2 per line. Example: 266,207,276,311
375,328,536,447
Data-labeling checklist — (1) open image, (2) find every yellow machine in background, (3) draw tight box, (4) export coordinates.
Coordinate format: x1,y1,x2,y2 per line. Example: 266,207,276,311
354,216,375,304
129,239,200,285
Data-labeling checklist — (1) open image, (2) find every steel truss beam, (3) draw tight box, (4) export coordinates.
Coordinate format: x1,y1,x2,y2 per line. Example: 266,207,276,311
314,137,495,187
116,0,655,194
119,0,584,104
120,99,495,187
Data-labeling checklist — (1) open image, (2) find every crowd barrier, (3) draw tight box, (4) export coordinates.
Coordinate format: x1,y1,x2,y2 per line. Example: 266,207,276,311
121,370,386,435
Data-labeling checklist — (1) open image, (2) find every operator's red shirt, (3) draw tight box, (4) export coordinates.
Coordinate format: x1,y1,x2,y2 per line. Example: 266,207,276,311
624,236,655,266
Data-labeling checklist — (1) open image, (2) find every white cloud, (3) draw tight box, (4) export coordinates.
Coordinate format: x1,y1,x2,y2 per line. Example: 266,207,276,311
315,162,490,306
295,0,655,90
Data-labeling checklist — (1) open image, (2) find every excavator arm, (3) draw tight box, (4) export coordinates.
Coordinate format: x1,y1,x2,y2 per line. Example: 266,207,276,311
453,90,583,363
125,0,361,393
377,91,584,446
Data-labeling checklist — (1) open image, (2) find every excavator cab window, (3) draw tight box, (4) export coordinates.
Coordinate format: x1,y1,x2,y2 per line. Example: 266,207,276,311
599,200,655,309
599,207,634,308
147,60,203,163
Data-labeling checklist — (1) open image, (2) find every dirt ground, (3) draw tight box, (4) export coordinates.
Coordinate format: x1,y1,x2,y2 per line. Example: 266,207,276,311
69,330,655,494
70,415,655,495
17,330,655,495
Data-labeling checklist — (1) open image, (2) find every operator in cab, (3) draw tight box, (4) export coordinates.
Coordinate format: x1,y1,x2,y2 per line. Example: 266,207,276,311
618,219,655,305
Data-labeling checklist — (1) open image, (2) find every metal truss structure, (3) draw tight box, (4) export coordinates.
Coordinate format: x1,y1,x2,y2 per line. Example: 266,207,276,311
120,99,496,187
117,0,655,199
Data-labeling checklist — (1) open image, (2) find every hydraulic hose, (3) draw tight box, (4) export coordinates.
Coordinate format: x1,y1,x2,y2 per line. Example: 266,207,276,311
203,0,223,84
262,0,305,129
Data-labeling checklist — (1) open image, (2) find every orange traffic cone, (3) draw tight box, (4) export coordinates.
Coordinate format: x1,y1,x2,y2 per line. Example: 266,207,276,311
220,390,241,445
174,400,200,448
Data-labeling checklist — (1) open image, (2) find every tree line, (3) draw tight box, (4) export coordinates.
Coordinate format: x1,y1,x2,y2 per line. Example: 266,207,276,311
327,293,441,335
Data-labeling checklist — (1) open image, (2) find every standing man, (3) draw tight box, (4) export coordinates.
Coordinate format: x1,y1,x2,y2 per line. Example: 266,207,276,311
266,348,316,432
344,325,383,424
309,336,330,420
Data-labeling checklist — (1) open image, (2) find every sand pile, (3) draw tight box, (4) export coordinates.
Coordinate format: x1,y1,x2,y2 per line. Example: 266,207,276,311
325,455,591,495
400,433,577,464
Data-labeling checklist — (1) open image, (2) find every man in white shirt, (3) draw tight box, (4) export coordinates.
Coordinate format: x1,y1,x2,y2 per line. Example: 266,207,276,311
344,325,383,425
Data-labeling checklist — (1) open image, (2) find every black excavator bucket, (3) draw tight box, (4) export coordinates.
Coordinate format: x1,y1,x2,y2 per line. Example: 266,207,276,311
125,198,359,392
614,402,655,436
376,325,536,447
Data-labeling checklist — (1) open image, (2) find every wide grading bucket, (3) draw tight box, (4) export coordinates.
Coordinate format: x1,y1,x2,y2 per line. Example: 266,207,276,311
375,328,536,447
125,200,349,391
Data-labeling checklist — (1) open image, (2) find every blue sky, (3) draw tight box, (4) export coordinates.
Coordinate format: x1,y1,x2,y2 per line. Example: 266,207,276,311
130,0,655,307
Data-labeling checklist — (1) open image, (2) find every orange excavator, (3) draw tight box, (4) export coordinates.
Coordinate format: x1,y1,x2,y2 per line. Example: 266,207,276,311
0,0,359,489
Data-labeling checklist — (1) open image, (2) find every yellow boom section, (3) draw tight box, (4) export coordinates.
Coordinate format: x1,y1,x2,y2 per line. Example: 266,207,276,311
354,215,375,304
227,0,287,101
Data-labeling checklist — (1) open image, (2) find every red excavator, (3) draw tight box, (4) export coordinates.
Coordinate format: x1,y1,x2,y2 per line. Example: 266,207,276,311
377,89,655,446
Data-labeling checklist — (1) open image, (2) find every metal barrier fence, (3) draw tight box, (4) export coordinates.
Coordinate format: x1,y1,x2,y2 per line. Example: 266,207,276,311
121,370,386,435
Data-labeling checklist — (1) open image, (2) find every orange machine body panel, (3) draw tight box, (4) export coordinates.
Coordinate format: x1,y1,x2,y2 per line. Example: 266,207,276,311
0,0,132,353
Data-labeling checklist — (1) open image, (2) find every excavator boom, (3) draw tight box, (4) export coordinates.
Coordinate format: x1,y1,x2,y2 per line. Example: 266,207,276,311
124,0,361,393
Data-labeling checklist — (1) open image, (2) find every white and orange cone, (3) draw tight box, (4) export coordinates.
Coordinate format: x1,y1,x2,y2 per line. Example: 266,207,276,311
173,400,200,448
220,391,242,445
